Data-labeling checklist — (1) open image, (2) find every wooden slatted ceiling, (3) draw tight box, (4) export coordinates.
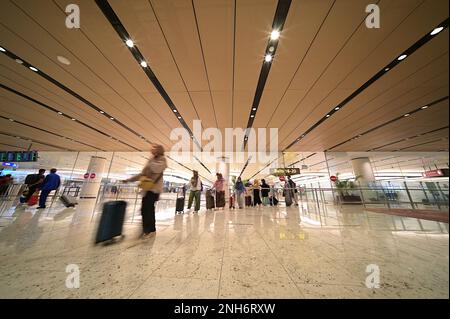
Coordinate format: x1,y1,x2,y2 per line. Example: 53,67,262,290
0,0,448,179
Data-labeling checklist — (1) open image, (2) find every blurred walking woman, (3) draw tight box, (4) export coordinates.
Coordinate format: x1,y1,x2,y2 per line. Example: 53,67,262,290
214,173,226,209
124,145,167,238
253,179,262,207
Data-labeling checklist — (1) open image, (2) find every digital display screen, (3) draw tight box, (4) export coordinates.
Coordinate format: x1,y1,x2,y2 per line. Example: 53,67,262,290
0,151,38,162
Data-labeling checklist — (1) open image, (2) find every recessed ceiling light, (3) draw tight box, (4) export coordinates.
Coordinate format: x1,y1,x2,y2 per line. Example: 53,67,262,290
126,39,134,47
384,67,390,71
421,105,429,109
140,61,147,68
173,109,177,113
100,110,105,114
29,66,39,72
71,118,76,121
326,114,330,118
177,116,181,119
430,27,444,36
9,118,14,121
0,47,6,52
264,54,272,62
15,59,23,64
335,107,340,110
404,113,410,117
57,55,71,65
270,30,280,40
110,117,115,120
397,54,407,61
268,46,275,53
250,115,255,118
58,112,63,115
252,107,257,111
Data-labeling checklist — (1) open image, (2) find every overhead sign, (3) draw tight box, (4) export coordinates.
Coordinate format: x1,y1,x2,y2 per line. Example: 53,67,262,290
90,173,96,179
279,176,286,182
0,151,38,162
2,162,17,168
270,168,300,176
422,169,449,178
84,173,90,179
330,175,337,182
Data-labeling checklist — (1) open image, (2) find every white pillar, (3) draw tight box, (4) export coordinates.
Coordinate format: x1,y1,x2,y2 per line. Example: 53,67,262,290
216,156,230,198
79,156,107,199
351,157,375,187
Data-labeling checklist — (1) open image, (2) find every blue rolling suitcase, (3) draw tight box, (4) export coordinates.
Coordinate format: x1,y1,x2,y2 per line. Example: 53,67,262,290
95,200,127,244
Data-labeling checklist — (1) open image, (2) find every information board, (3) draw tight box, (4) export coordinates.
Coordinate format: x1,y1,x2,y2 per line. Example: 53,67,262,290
0,151,38,162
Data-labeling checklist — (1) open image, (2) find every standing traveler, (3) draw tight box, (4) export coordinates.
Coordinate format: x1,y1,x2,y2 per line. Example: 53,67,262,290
260,179,270,206
287,176,299,206
0,174,13,197
234,177,246,209
253,179,262,207
37,169,60,209
24,169,46,203
187,170,202,213
213,173,226,209
124,145,167,238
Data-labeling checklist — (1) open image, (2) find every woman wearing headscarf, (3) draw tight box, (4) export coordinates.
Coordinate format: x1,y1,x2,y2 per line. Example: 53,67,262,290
187,170,202,213
213,173,226,209
124,144,167,238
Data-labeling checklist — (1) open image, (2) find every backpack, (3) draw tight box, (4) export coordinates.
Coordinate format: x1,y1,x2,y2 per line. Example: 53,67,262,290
25,174,40,185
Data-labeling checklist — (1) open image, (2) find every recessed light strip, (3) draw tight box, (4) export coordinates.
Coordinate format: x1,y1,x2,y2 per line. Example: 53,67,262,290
0,131,73,151
0,115,101,150
242,0,292,149
95,0,207,167
326,96,449,151
0,84,139,151
284,18,449,151
0,46,151,149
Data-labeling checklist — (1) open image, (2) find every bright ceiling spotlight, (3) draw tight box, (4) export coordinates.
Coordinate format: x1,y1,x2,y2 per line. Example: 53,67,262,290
264,54,273,62
326,114,330,118
252,107,257,111
71,118,76,121
29,66,39,72
173,109,177,113
421,105,429,109
404,113,410,117
384,67,390,71
15,59,23,64
0,46,6,52
430,26,444,36
250,114,255,118
99,110,105,114
125,39,134,47
140,61,147,68
270,30,280,40
177,116,181,119
58,112,63,115
397,54,407,61
335,107,340,110
110,117,115,120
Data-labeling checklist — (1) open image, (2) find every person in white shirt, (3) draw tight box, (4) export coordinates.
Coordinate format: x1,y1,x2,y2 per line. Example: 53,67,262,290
187,170,202,213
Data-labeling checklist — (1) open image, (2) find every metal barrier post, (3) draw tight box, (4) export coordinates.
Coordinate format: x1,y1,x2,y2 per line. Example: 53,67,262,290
403,182,416,210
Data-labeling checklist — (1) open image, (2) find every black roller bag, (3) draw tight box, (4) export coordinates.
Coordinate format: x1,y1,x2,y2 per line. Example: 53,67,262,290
60,194,77,208
95,200,127,244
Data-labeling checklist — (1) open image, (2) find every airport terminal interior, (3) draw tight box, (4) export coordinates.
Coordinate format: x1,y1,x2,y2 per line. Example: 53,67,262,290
0,0,449,299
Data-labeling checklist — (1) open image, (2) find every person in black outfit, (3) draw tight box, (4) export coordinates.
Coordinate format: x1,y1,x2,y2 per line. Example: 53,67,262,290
287,176,299,206
24,169,46,202
260,179,270,206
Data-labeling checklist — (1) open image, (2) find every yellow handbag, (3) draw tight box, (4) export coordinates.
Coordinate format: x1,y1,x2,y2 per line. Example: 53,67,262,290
138,174,163,191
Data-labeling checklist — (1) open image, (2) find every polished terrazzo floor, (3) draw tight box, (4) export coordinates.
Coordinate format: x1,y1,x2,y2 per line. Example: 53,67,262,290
0,197,448,299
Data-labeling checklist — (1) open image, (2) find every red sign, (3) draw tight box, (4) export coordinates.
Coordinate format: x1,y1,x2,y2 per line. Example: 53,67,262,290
330,175,337,182
422,169,444,178
279,176,286,182
90,173,96,179
83,173,89,179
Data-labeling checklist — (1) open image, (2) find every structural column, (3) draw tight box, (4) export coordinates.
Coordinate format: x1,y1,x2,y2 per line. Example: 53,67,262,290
350,157,376,186
79,156,107,199
216,156,230,199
